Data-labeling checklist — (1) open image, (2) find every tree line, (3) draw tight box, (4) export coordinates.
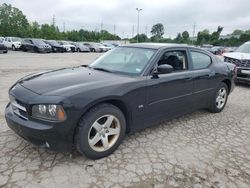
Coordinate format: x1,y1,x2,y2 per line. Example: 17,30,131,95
0,3,120,41
133,23,250,47
1,3,250,46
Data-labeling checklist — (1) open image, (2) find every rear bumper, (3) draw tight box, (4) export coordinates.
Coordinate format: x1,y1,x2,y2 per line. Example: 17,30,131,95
5,103,73,152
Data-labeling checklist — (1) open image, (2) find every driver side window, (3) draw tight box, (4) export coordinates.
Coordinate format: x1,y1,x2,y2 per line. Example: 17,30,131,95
157,50,188,72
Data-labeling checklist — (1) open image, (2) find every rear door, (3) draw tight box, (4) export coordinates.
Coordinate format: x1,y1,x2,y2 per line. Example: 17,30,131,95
145,48,194,125
188,49,218,109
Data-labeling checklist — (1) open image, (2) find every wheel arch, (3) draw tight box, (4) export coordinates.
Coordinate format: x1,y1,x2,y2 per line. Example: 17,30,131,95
72,98,132,145
222,79,231,93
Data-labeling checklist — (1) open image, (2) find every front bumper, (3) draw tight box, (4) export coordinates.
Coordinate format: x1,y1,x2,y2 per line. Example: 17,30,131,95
4,84,79,152
0,48,8,53
5,103,72,152
38,48,52,53
236,67,250,83
14,44,21,49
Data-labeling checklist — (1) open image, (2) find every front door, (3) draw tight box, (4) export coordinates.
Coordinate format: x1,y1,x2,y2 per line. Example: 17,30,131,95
146,49,194,125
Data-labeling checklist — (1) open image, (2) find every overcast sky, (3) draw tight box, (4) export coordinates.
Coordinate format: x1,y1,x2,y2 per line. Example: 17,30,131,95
2,0,250,38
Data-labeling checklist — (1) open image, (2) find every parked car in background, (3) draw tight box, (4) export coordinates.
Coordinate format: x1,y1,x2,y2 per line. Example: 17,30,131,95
3,37,22,51
58,41,76,52
83,42,101,52
0,37,4,43
223,47,235,53
5,43,236,159
224,41,250,84
0,43,8,54
44,40,65,53
71,42,90,52
209,46,225,55
95,43,111,52
20,39,52,53
102,43,116,49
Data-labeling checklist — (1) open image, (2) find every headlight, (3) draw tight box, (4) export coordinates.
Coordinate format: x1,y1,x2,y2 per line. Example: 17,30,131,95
32,104,66,121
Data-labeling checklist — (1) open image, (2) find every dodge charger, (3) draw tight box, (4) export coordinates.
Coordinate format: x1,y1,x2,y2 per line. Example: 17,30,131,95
5,43,236,159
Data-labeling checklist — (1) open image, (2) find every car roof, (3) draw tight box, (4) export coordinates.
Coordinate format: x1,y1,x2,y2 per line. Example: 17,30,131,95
121,43,201,50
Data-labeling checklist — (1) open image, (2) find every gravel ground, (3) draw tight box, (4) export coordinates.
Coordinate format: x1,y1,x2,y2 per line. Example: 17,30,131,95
0,51,250,188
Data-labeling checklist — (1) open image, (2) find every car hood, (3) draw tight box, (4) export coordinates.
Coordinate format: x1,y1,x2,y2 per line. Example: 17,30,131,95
13,41,21,45
223,52,250,60
18,67,130,96
62,45,72,48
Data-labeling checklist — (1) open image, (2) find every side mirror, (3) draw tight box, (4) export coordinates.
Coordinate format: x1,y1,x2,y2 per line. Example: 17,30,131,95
156,64,173,74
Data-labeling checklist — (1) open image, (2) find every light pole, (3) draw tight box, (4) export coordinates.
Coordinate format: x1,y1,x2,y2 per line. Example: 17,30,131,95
136,8,142,43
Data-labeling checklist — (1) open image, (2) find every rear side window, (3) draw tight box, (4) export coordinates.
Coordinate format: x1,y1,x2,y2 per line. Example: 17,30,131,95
190,51,212,69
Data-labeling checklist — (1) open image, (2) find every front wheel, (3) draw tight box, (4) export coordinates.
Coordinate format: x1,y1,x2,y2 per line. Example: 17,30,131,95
75,103,126,159
209,83,228,113
12,45,16,51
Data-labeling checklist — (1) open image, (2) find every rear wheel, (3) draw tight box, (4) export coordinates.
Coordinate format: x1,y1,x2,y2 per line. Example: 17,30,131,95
75,103,126,159
209,82,228,113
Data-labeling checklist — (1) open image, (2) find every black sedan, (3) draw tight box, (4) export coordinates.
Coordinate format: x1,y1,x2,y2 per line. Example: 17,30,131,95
5,43,236,159
0,43,8,53
44,40,65,53
20,39,52,53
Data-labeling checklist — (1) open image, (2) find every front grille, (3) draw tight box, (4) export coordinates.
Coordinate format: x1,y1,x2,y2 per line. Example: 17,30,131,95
225,57,250,68
10,96,28,120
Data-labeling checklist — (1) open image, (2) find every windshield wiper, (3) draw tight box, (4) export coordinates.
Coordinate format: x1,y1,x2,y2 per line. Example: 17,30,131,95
91,67,113,73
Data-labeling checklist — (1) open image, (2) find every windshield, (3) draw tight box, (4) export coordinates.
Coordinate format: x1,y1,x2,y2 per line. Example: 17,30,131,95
48,40,59,45
61,41,70,45
236,43,250,53
32,39,46,45
89,47,156,75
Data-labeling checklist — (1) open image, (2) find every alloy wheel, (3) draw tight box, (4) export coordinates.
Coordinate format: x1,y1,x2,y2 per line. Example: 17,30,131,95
216,87,227,109
88,114,121,152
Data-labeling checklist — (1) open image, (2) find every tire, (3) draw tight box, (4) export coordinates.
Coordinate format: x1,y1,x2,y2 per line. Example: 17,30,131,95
209,82,228,113
75,103,126,159
12,45,16,51
91,48,96,52
22,46,27,52
77,48,81,52
34,47,39,53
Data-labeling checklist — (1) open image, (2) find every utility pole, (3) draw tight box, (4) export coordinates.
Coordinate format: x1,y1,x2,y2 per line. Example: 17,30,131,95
192,23,196,45
132,25,134,38
100,21,103,32
63,22,65,32
52,15,56,26
113,24,116,35
145,25,148,37
136,8,142,43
